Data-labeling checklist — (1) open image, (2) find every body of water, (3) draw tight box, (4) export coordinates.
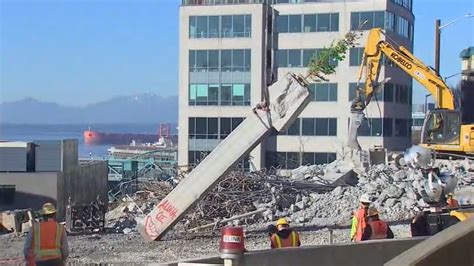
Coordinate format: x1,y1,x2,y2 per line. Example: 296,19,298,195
0,124,162,157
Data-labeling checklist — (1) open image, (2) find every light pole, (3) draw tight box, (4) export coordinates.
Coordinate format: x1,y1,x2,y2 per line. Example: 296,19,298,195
433,13,473,107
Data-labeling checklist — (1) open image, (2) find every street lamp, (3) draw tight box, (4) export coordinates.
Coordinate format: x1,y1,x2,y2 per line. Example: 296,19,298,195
434,13,474,75
433,13,474,107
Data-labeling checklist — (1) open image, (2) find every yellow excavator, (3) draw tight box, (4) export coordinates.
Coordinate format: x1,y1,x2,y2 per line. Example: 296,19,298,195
350,28,474,236
350,27,474,155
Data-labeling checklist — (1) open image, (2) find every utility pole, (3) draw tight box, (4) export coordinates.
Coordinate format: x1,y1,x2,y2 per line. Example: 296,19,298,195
434,19,441,75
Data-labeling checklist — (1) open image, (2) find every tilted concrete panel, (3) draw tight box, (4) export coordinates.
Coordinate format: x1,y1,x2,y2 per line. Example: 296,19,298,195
137,73,310,241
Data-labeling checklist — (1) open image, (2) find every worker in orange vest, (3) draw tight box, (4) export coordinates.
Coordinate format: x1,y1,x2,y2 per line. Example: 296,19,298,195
270,218,300,249
446,193,460,208
350,193,371,242
361,207,394,241
24,203,69,266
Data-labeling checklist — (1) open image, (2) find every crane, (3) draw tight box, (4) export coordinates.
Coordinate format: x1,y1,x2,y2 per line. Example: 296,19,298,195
349,28,473,155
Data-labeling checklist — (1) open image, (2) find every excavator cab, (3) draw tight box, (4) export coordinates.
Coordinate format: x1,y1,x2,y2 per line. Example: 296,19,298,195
422,109,461,145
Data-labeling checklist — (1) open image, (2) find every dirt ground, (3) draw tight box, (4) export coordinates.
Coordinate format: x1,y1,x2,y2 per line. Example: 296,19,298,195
0,224,410,264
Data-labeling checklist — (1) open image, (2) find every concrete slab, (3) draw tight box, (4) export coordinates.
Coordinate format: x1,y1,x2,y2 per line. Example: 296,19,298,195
137,73,310,241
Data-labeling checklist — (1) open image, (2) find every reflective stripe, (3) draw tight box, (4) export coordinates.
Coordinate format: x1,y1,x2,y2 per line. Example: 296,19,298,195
274,234,282,248
32,221,62,261
291,231,297,246
33,223,41,259
55,224,62,247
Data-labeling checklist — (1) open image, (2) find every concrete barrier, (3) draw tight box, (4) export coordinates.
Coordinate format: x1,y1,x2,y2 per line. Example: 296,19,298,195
160,238,425,266
385,217,474,266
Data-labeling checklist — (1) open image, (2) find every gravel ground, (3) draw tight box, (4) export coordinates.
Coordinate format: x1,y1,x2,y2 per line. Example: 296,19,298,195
0,224,410,264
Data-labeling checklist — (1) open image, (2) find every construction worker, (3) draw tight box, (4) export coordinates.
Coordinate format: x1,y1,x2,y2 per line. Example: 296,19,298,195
350,193,371,242
270,218,300,249
361,207,394,240
24,203,69,266
446,193,460,208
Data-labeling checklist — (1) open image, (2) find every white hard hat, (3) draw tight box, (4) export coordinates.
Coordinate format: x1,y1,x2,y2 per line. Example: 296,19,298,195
360,194,372,203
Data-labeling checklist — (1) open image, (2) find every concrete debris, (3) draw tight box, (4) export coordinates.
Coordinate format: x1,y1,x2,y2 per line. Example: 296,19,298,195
103,158,473,235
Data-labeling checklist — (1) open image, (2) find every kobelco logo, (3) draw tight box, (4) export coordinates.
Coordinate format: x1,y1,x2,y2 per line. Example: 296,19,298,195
390,53,412,69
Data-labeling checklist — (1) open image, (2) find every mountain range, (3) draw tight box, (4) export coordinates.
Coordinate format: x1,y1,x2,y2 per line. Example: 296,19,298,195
0,94,178,124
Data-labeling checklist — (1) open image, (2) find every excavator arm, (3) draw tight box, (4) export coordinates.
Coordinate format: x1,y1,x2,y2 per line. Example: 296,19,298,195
354,28,454,111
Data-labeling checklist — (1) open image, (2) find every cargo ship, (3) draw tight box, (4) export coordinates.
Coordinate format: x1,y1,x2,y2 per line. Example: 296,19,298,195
83,130,158,145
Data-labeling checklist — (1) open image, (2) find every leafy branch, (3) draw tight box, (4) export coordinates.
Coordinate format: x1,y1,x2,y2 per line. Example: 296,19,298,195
306,30,362,82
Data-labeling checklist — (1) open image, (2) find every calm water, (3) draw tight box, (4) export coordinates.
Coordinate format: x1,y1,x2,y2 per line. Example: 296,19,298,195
0,124,162,157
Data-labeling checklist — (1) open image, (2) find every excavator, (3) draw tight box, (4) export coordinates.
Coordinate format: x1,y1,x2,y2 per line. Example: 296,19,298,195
350,28,474,235
349,27,474,156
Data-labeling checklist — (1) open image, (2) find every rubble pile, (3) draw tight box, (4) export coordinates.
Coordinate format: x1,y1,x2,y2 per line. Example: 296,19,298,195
104,157,473,234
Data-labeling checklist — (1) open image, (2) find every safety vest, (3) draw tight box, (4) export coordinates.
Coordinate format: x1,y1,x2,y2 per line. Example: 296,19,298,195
31,220,64,261
271,231,299,248
368,220,388,240
351,207,367,242
447,198,459,208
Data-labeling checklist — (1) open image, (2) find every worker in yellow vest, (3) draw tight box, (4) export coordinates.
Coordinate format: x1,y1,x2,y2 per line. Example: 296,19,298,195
270,218,301,249
24,203,69,266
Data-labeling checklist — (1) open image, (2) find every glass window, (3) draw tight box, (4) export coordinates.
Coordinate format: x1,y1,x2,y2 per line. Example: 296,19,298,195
244,15,251,37
196,16,208,38
196,50,208,71
374,11,385,28
287,152,300,169
287,118,300,135
232,117,243,130
189,50,196,72
232,84,245,105
386,12,395,32
383,118,393,136
276,15,288,33
302,153,314,165
277,50,288,67
189,16,197,38
221,50,232,71
232,50,244,71
208,16,219,38
233,15,245,37
384,83,394,102
288,49,301,67
303,14,316,32
395,119,408,137
315,84,329,101
208,84,219,105
348,83,359,101
244,84,251,105
308,84,316,101
189,117,195,137
315,118,328,135
303,49,317,66
196,84,208,105
350,12,360,30
360,12,373,30
302,118,315,135
220,118,231,139
330,13,339,31
208,118,218,139
349,48,363,66
314,153,327,164
221,84,232,105
189,84,197,105
329,83,337,101
371,118,382,136
244,50,251,71
317,13,330,32
222,15,232,37
208,50,219,72
195,118,207,139
328,118,337,136
289,15,301,33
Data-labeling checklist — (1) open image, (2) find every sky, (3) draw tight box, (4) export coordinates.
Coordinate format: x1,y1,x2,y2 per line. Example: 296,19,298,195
0,0,473,106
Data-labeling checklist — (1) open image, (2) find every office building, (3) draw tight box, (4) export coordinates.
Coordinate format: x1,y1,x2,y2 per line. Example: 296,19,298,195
179,0,414,170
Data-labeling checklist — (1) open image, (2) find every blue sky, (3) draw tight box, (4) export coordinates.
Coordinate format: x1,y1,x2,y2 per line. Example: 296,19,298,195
0,0,473,106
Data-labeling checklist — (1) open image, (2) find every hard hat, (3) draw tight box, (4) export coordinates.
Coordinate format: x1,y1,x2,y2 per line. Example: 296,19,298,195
367,207,379,217
275,218,289,227
40,203,57,215
360,194,372,203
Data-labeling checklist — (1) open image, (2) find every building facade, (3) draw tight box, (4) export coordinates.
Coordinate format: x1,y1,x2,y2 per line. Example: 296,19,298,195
178,0,414,171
